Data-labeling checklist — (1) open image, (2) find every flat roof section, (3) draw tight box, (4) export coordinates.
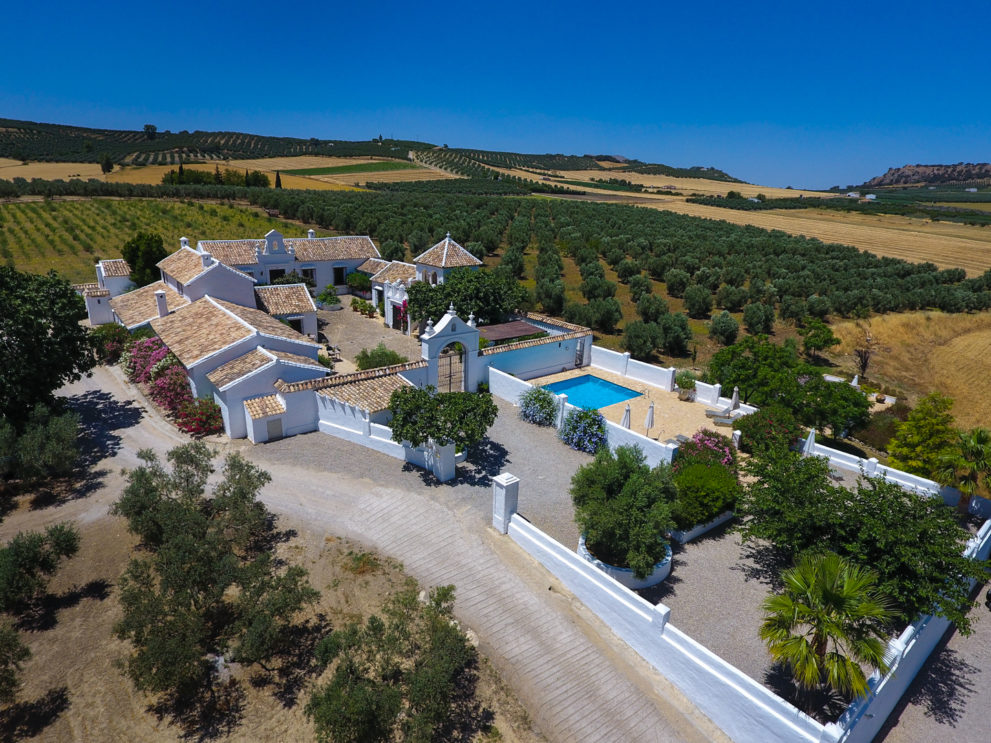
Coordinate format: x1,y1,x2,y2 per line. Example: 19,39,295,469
478,320,545,343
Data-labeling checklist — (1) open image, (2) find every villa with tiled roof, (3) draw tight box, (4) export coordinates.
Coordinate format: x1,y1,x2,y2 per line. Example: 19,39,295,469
253,284,317,337
414,233,483,284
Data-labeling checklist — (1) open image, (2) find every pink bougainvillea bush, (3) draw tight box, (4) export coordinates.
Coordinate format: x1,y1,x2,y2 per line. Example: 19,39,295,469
147,364,194,415
673,428,738,472
121,337,169,383
176,398,224,436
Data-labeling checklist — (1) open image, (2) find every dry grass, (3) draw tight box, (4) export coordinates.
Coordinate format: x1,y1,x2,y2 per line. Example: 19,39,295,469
2,510,539,743
831,311,991,429
0,158,105,180
643,199,991,275
105,163,357,191
309,168,460,187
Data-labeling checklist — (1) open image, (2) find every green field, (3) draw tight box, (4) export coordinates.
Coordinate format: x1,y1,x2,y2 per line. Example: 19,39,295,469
284,161,419,176
0,199,329,282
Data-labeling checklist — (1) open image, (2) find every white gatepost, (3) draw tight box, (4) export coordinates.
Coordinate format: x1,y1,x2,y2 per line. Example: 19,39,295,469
621,351,631,375
651,603,671,633
864,457,879,477
492,472,520,534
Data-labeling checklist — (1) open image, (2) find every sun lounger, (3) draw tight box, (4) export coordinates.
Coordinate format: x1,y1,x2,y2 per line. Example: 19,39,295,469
712,416,735,427
705,406,732,419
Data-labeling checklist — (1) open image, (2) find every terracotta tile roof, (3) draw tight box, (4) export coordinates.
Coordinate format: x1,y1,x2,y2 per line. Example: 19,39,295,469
151,296,318,367
414,234,482,269
522,312,590,334
274,360,428,394
371,261,417,284
214,298,318,346
74,282,110,298
158,247,209,284
357,258,389,274
318,373,411,413
100,259,131,277
480,329,591,356
266,349,325,369
110,282,190,329
206,347,326,390
245,394,286,420
287,236,379,262
198,240,263,266
206,349,272,388
254,284,315,316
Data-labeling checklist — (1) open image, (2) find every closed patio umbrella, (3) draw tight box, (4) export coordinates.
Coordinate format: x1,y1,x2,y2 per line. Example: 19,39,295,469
730,386,740,411
801,429,817,456
645,401,655,435
621,403,631,429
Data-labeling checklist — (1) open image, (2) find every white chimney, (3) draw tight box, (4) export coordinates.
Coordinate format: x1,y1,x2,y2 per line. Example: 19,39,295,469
154,290,169,318
201,251,212,268
180,236,189,249
307,229,316,239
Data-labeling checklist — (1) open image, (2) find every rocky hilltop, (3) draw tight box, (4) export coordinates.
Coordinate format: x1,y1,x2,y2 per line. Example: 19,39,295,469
864,163,991,187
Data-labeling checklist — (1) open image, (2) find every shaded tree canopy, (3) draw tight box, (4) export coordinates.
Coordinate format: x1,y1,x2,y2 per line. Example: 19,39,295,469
120,232,167,287
0,267,95,425
388,386,498,450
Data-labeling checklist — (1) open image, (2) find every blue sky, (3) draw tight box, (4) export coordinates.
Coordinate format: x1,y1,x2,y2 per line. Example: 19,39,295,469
2,1,987,188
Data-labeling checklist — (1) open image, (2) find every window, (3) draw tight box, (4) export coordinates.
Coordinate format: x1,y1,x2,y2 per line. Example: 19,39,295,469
269,269,286,282
301,268,316,283
333,266,346,285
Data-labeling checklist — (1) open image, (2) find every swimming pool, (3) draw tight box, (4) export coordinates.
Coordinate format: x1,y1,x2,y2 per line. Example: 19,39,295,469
543,374,640,409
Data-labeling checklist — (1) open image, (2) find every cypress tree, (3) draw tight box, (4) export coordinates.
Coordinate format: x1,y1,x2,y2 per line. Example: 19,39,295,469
274,170,282,189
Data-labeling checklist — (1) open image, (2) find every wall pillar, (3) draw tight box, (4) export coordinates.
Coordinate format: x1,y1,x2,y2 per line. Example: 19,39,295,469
492,472,520,534
865,457,879,477
428,441,456,482
660,366,676,391
556,393,568,428
621,351,631,375
651,603,671,634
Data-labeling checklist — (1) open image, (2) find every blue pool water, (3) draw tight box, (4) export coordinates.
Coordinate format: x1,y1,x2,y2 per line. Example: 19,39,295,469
543,374,640,409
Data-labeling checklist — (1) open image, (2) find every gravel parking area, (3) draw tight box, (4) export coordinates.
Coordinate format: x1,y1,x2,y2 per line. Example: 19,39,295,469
241,397,588,549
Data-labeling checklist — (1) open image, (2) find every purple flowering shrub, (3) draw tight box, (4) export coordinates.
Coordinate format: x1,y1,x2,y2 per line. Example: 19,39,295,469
519,386,558,426
559,408,607,454
122,337,169,383
148,365,194,415
732,404,803,454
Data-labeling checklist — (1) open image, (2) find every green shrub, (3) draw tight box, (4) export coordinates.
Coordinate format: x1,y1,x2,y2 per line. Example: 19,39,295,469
571,445,675,579
733,404,803,455
90,324,131,364
518,386,558,426
675,428,737,471
346,272,371,292
659,313,693,355
683,285,713,319
9,405,80,481
316,284,340,305
675,370,696,391
743,302,775,334
355,343,408,371
559,408,607,453
622,321,660,360
852,402,911,452
708,311,739,346
672,463,740,530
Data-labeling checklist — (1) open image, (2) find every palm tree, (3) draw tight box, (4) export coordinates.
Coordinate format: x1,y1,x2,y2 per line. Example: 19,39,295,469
760,552,894,700
937,427,991,515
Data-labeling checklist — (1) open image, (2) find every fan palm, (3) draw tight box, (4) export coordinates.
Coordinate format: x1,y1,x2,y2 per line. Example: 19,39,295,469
760,552,894,699
937,427,991,514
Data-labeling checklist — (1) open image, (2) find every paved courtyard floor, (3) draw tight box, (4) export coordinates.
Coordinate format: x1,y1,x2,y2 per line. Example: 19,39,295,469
316,305,422,375
530,367,725,444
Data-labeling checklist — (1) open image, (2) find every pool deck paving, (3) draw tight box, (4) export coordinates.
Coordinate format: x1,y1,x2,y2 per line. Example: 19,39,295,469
531,367,724,444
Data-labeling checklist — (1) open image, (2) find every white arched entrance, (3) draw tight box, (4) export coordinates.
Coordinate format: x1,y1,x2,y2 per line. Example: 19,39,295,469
419,304,480,393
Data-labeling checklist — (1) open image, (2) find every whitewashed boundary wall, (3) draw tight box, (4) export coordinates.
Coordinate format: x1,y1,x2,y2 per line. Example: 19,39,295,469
591,346,677,390
506,514,826,743
488,368,533,406
810,442,963,507
829,519,991,743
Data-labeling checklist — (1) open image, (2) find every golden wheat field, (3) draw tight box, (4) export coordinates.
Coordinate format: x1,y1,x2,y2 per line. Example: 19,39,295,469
832,311,991,429
644,199,991,275
105,162,357,191
0,157,106,180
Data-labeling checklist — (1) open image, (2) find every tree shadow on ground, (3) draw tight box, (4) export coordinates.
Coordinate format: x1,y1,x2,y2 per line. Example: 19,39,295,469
68,389,143,467
248,614,330,709
0,686,70,743
763,664,849,723
635,552,686,604
457,437,509,488
16,579,112,632
433,657,495,742
873,628,981,740
149,679,245,743
730,541,791,590
27,467,109,510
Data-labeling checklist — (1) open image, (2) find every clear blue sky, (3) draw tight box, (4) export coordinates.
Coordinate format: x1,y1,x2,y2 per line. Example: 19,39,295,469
2,1,988,188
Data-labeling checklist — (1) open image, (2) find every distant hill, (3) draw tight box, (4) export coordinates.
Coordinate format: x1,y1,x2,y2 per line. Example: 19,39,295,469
0,118,432,165
0,117,742,183
864,163,991,188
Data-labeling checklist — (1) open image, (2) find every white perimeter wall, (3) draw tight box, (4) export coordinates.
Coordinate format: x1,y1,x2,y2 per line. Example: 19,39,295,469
591,345,676,391
507,515,826,743
486,336,584,381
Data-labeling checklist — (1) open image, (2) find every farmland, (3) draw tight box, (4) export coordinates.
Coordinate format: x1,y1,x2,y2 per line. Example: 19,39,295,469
832,310,991,429
105,162,355,191
284,160,418,175
0,199,333,282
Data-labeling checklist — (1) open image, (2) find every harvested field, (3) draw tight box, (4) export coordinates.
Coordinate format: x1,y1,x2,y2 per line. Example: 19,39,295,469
831,311,991,429
645,200,991,275
0,199,336,282
284,161,418,175
106,163,356,190
0,157,105,180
